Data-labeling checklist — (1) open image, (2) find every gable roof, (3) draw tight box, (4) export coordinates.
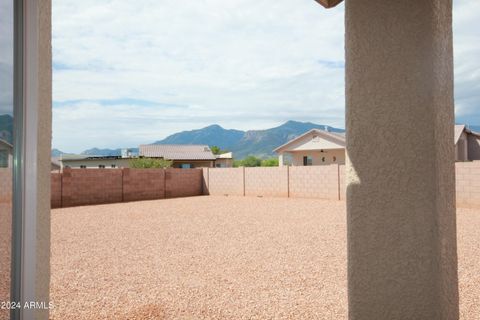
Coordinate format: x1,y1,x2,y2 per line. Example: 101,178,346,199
455,124,480,144
139,144,216,160
454,125,466,145
274,129,346,153
0,138,13,150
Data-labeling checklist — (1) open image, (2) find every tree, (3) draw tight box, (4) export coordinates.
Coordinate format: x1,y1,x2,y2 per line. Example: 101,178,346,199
261,158,279,167
210,145,228,155
241,156,262,167
129,158,172,168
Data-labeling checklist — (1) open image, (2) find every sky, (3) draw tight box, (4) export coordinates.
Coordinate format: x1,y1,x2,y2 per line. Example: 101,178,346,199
36,0,480,152
0,0,13,116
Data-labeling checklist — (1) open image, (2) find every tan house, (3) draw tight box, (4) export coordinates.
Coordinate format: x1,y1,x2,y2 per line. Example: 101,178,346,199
140,144,233,168
0,138,13,168
274,129,346,166
455,125,480,162
276,125,480,166
215,152,234,168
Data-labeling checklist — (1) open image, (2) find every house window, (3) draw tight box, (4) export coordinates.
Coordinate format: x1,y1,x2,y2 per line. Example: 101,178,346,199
98,165,106,169
80,165,86,169
0,150,8,168
303,156,312,166
322,157,325,162
111,164,116,168
181,164,191,169
333,156,336,162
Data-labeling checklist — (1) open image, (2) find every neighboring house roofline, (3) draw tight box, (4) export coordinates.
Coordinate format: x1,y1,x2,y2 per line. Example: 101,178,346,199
0,138,13,149
215,152,233,159
455,124,480,145
273,128,346,153
60,155,130,162
139,144,216,160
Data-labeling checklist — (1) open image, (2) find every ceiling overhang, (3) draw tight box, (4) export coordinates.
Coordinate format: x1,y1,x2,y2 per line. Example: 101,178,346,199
314,0,344,8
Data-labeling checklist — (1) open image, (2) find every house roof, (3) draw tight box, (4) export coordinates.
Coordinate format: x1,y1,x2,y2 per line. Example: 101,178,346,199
60,155,126,162
455,124,480,144
139,144,216,160
315,0,343,8
274,129,346,153
0,138,13,149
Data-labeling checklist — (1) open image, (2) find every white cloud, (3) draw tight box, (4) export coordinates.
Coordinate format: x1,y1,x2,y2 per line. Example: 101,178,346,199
52,0,480,152
453,0,480,125
52,0,345,152
0,0,13,115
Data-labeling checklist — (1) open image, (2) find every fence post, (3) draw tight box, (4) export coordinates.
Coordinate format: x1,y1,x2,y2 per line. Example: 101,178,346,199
121,168,125,203
164,168,167,199
287,165,290,198
337,164,340,201
242,167,246,196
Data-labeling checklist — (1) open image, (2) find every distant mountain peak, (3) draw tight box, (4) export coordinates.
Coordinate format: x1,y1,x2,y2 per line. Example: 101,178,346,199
155,120,344,159
51,121,346,160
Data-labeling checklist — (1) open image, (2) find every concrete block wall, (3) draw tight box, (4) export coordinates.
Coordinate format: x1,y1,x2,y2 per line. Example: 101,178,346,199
206,167,245,196
289,165,339,200
456,162,480,207
0,169,12,203
123,168,165,202
165,169,203,198
51,173,62,208
52,168,204,208
50,163,480,208
61,168,123,207
245,167,289,197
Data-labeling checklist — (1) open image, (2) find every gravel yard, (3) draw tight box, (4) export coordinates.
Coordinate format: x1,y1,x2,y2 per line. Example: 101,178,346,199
50,196,480,320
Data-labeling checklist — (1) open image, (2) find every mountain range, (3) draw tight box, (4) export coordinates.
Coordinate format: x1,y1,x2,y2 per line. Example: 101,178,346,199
51,121,480,160
52,121,345,159
154,121,344,159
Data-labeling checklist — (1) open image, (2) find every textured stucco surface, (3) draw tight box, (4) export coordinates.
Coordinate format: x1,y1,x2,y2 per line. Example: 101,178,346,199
36,0,52,318
49,197,479,319
345,0,458,319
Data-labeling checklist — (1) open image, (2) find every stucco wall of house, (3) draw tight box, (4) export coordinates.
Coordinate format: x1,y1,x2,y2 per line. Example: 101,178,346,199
467,135,480,161
290,149,345,166
345,0,458,319
456,132,468,161
61,158,132,169
171,160,214,168
36,1,52,318
279,130,344,152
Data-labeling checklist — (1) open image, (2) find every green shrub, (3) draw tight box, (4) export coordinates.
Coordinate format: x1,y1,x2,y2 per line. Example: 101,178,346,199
261,158,279,167
129,158,172,168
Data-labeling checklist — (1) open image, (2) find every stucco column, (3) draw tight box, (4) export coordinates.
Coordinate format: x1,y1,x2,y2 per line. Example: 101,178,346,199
345,1,458,319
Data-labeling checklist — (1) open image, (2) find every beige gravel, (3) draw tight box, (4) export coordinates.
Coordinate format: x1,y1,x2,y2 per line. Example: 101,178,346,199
50,196,480,320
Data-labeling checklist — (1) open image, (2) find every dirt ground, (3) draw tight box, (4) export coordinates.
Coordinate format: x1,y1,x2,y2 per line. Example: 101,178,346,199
50,197,480,320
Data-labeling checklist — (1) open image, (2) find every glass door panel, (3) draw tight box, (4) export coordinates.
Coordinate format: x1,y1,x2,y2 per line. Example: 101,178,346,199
0,0,14,318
